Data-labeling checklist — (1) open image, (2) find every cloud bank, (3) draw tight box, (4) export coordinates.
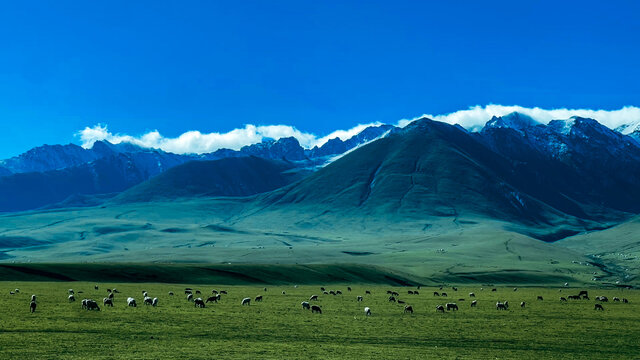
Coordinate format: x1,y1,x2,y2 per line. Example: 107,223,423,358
78,105,640,154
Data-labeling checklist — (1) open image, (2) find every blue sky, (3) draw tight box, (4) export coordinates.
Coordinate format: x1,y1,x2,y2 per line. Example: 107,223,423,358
1,1,639,157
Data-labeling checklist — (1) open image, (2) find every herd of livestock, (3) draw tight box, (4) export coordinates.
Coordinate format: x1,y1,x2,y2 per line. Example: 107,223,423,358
13,284,632,315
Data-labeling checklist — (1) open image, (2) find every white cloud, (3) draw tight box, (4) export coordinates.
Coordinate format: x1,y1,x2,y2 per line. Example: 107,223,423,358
77,105,640,154
400,104,640,132
77,122,382,154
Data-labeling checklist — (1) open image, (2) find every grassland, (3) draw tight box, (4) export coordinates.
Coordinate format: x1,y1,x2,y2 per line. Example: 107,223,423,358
0,282,638,359
1,198,627,286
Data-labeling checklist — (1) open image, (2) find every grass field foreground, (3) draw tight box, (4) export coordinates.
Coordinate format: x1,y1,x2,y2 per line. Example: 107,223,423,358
0,282,638,359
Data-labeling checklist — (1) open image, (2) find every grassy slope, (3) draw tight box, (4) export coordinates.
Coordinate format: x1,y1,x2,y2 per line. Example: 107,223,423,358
0,199,614,285
0,263,417,285
557,215,640,285
0,283,638,359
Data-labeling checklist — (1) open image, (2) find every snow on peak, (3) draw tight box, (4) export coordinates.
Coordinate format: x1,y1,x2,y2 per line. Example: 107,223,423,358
482,112,539,132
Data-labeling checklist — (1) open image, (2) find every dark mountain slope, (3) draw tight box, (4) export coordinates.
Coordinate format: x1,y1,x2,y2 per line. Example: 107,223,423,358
113,156,307,203
253,118,571,225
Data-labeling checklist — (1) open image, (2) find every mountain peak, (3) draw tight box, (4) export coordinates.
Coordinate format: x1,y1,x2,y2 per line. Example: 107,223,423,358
482,112,538,133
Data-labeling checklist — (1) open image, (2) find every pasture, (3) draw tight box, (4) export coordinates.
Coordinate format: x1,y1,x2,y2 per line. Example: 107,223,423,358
0,282,638,359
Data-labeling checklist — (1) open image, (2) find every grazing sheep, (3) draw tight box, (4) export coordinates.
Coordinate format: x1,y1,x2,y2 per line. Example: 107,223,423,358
357,296,363,302
471,300,478,307
142,292,148,298
496,301,508,310
282,291,286,295
107,289,112,293
144,297,153,306
613,297,620,302
537,296,544,301
263,287,267,292
578,290,589,298
85,299,100,311
311,305,322,314
108,292,114,299
301,301,311,310
392,291,399,297
241,297,251,306
513,287,518,292
185,290,192,295
142,290,147,296
414,291,419,295
255,295,263,302
469,293,475,298
94,285,99,290
206,296,218,303
195,290,201,295
446,303,458,311
441,292,448,297
15,289,20,293
152,298,158,307
81,299,88,309
68,289,74,294
388,296,396,302
433,292,440,297
336,290,342,295
594,304,604,311
31,295,36,302
622,298,629,303
323,291,329,295
491,288,497,292
127,297,137,307
329,290,336,295
169,292,174,296
220,291,227,295
365,290,371,295
435,305,445,313
187,294,193,302
309,295,318,301
194,298,205,308
408,290,414,295
112,288,119,293
211,290,218,294
387,290,393,295
320,287,325,291
568,295,580,300
520,301,526,308
560,297,567,302
103,298,113,307
364,307,371,316
452,287,458,291
597,296,609,302
347,287,352,292
583,295,590,300
68,294,76,302
404,305,414,314
30,301,37,313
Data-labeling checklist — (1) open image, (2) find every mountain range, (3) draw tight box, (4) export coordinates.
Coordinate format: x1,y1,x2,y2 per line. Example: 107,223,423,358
0,125,392,212
1,112,640,285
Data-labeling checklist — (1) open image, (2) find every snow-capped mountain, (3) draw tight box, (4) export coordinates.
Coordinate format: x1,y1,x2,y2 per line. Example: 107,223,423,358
0,125,394,212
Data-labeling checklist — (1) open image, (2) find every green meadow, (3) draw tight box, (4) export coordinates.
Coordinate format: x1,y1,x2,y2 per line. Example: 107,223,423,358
0,282,638,359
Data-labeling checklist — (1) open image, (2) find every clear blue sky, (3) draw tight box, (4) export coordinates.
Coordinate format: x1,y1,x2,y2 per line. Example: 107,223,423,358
0,1,639,157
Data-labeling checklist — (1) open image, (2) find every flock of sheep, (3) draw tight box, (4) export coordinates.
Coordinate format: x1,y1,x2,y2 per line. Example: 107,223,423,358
17,284,632,315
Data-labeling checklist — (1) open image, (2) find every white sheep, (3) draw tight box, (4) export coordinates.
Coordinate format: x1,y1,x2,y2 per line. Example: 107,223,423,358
364,307,371,316
301,301,311,310
152,298,158,307
241,297,251,306
127,297,137,307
